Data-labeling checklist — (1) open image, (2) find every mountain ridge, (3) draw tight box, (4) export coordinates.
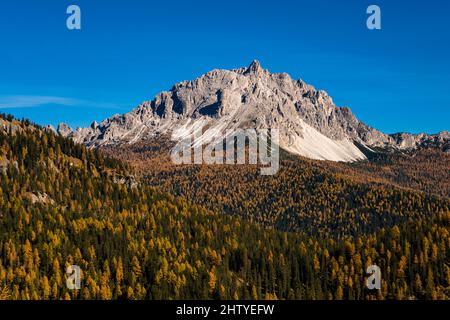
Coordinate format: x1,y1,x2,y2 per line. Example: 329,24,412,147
57,60,449,161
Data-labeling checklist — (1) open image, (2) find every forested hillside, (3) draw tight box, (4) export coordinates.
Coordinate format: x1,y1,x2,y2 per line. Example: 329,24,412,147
104,139,450,237
0,114,449,300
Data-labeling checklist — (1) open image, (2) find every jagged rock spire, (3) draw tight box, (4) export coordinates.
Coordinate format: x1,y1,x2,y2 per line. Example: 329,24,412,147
245,59,265,75
57,123,73,137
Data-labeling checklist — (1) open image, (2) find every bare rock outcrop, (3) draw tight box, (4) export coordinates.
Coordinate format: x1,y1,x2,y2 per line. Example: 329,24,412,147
57,60,449,162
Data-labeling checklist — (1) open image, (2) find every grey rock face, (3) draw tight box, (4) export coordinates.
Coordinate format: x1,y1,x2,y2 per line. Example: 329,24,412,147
61,61,449,162
57,123,73,137
390,131,450,152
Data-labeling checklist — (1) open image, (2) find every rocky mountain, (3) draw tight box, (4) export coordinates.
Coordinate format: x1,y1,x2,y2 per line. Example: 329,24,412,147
58,60,449,162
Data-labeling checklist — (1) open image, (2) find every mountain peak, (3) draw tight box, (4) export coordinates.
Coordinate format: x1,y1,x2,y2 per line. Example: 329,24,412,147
57,123,73,137
245,59,265,75
65,61,449,161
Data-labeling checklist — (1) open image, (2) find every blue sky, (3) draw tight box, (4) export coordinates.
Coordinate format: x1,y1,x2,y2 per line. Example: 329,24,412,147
0,0,449,134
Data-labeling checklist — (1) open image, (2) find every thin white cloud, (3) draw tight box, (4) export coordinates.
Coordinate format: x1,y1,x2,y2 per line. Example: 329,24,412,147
0,95,127,110
0,95,79,108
